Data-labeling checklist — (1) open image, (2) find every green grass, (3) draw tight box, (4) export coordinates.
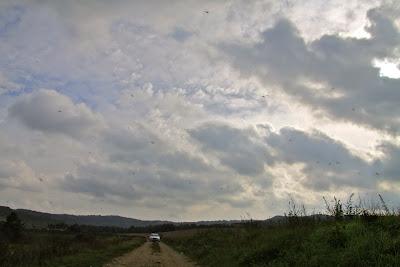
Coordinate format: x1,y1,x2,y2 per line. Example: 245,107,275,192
0,232,145,267
164,217,400,267
45,236,144,267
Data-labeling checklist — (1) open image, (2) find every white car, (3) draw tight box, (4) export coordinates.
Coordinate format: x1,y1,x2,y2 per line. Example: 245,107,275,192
149,233,160,242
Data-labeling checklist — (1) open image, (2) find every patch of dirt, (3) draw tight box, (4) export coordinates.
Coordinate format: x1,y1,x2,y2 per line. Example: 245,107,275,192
104,241,196,267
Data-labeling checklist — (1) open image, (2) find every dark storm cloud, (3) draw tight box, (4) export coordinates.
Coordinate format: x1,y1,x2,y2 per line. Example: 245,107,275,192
223,7,400,133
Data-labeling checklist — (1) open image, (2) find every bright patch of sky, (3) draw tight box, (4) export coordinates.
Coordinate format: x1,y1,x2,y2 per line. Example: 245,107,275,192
374,59,400,79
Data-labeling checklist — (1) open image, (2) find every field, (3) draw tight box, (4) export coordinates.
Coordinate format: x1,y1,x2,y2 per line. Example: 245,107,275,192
2,195,400,266
164,217,400,267
0,231,144,267
3,217,400,267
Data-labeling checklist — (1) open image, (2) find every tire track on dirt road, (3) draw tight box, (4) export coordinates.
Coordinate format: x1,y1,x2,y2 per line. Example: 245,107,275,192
103,241,196,267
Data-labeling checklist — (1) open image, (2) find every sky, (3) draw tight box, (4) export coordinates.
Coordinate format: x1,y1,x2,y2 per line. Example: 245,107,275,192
0,0,399,221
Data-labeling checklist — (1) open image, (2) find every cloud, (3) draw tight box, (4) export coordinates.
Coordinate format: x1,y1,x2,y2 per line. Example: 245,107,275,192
0,0,399,220
0,4,24,36
223,6,400,133
374,142,400,181
170,27,193,42
104,124,213,173
190,122,270,176
8,89,104,138
265,127,376,190
60,159,247,212
52,118,252,213
62,172,141,200
0,159,42,191
0,71,22,95
190,122,391,192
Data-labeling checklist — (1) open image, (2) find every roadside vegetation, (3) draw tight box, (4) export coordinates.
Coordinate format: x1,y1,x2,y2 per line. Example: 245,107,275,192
0,213,145,267
164,194,400,267
2,194,400,266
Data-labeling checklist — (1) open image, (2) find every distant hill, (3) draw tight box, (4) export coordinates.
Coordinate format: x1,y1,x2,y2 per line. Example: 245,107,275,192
1,206,311,229
0,206,246,229
0,206,172,229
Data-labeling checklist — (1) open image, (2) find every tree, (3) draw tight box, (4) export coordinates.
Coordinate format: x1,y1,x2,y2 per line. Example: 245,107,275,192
2,212,24,241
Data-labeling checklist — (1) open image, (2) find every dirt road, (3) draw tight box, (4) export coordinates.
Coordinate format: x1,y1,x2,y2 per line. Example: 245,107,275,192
104,241,196,267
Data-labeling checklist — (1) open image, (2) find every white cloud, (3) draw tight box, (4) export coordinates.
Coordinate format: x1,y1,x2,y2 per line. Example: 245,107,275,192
0,71,22,95
8,89,105,138
0,159,43,192
222,6,400,133
0,0,399,220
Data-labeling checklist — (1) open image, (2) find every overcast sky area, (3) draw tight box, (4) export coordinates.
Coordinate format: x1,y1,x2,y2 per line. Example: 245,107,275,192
0,0,400,221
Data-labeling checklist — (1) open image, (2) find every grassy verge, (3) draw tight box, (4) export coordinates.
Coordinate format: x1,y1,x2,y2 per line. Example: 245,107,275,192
0,233,145,267
45,236,144,267
164,217,400,267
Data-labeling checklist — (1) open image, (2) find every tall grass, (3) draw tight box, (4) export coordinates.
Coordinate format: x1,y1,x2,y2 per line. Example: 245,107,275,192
0,232,144,267
322,194,398,220
164,194,400,267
